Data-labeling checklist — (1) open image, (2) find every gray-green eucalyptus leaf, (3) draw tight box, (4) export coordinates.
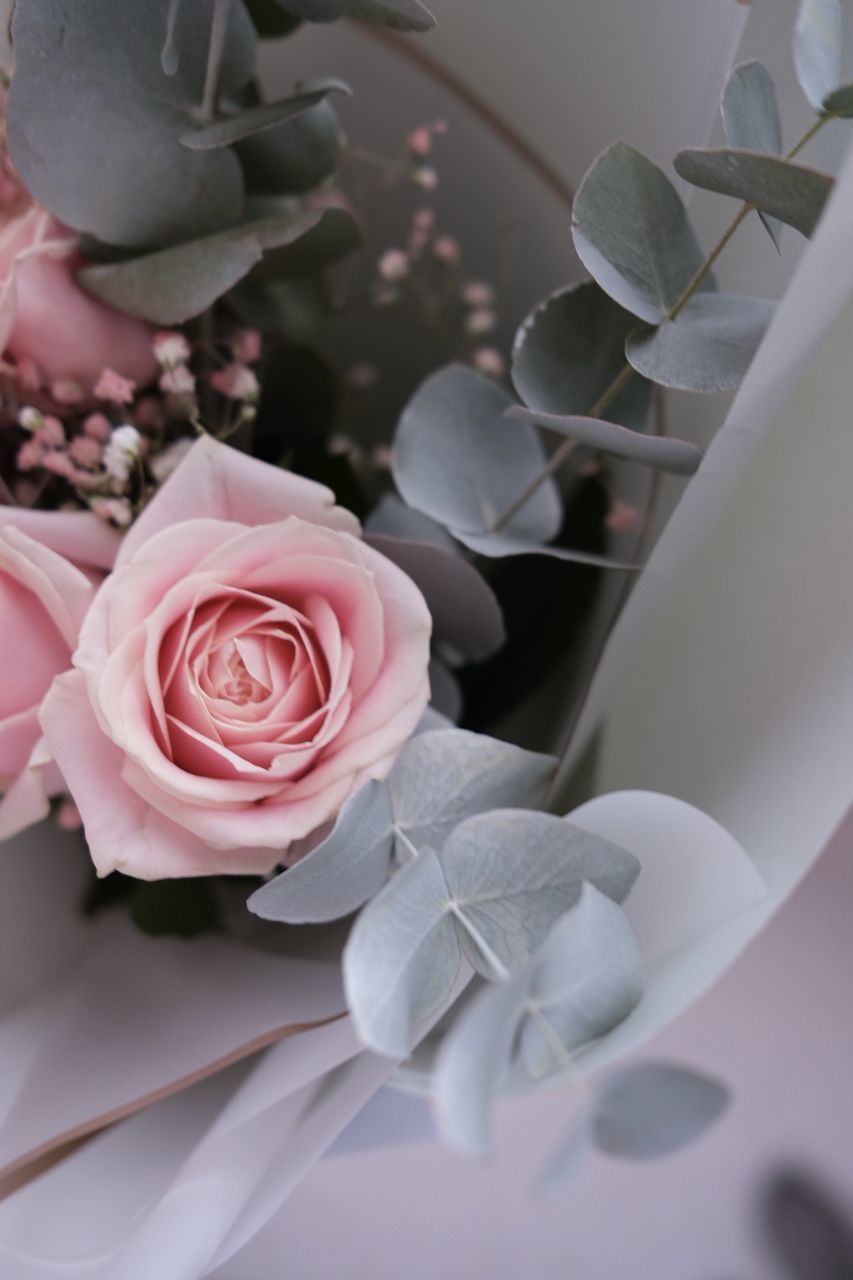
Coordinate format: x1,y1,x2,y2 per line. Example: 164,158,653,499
519,885,644,1078
237,98,342,194
794,0,843,109
823,81,853,114
723,61,783,154
428,657,462,722
571,142,715,325
392,364,561,548
674,149,834,239
388,732,556,854
78,209,323,324
626,293,776,394
245,729,555,925
722,61,783,246
511,281,651,430
433,972,532,1158
441,811,640,976
343,848,461,1058
271,0,436,31
392,365,632,571
365,533,505,662
505,407,703,476
247,781,394,924
8,0,257,248
180,84,348,150
544,1062,730,1186
591,1062,730,1159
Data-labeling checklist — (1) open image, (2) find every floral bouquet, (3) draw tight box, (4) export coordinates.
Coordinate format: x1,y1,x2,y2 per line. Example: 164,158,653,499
1,0,853,1273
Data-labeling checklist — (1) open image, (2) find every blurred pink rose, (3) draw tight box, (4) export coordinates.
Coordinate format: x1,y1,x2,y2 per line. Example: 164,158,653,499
0,207,156,388
0,525,95,838
41,437,432,879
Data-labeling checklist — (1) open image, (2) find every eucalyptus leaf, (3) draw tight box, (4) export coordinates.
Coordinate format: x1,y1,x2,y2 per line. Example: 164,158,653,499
78,209,323,324
366,532,505,662
393,364,561,548
389,732,556,854
237,98,342,195
823,81,853,114
433,971,532,1158
674,149,834,239
248,202,361,278
392,366,631,570
343,848,461,1058
365,494,457,551
271,0,436,31
8,0,257,248
506,407,702,477
511,282,651,430
519,885,644,1078
722,61,783,246
441,811,640,975
626,294,776,393
571,142,715,325
590,1062,730,1159
180,84,348,150
794,0,843,110
246,728,555,925
247,781,394,924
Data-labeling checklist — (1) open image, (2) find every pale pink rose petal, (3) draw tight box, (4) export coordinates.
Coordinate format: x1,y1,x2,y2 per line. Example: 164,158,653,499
117,436,360,567
0,208,157,386
0,705,41,778
39,672,281,879
0,506,121,572
0,744,51,840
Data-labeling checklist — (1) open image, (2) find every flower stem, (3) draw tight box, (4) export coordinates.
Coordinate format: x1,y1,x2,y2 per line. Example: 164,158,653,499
201,0,231,122
491,112,834,534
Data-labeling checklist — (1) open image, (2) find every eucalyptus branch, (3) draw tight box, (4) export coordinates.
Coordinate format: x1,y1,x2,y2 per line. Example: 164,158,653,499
201,0,231,122
491,112,834,535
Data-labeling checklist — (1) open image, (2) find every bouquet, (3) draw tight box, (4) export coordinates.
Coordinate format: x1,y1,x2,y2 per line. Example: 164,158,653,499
0,0,852,1273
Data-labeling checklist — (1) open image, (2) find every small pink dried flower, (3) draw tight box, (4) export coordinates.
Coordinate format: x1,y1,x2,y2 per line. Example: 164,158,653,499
378,249,410,283
433,235,461,267
153,331,191,367
605,500,640,533
94,368,136,405
211,364,259,402
472,347,506,378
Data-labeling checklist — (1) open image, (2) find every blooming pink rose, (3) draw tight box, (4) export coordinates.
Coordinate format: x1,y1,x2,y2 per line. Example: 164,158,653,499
0,525,95,838
0,206,157,388
41,436,432,879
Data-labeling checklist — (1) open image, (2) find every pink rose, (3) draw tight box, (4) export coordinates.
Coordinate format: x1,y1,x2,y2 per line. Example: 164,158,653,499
0,524,95,838
0,206,157,388
41,437,432,879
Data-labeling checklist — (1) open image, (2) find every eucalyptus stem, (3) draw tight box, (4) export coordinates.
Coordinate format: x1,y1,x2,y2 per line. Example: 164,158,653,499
201,0,231,122
490,111,834,535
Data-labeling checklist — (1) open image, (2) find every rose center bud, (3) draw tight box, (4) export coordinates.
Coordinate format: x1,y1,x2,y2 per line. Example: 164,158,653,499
219,644,271,707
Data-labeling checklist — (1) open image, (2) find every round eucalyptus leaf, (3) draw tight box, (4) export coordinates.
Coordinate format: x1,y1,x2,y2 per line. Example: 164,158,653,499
7,0,258,248
572,142,714,325
722,60,783,246
794,0,843,110
626,294,776,394
591,1062,730,1159
823,81,853,114
180,85,347,150
238,98,343,194
674,148,834,240
392,364,562,552
440,811,640,976
433,972,531,1158
78,209,324,324
343,848,462,1058
520,885,644,1078
512,281,651,430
